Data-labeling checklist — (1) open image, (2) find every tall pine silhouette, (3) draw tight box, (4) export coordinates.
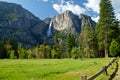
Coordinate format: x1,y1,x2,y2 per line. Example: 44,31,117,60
96,0,117,58
80,20,96,58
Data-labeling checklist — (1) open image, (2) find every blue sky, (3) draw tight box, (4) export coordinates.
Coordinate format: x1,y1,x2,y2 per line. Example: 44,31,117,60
0,0,119,22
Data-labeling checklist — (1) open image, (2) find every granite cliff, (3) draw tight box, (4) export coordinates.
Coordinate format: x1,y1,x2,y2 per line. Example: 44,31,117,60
48,10,96,36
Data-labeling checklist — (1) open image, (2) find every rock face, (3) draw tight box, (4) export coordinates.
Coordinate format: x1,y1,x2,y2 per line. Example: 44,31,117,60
0,1,48,47
52,11,80,34
79,14,96,32
51,10,96,35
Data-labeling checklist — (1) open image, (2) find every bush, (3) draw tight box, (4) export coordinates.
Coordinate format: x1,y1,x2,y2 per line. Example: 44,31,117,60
109,39,120,57
71,47,78,59
10,50,15,59
51,49,57,58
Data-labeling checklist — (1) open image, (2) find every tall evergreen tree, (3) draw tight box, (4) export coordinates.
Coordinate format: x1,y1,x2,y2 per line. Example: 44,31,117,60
0,38,7,58
18,43,26,59
80,20,96,58
53,33,59,50
66,33,75,58
43,39,47,46
57,41,64,58
53,33,65,58
9,38,18,58
53,33,59,57
96,0,116,58
45,45,51,58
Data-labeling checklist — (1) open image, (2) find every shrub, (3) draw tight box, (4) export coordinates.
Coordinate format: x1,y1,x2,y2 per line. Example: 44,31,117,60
10,50,15,59
109,39,120,57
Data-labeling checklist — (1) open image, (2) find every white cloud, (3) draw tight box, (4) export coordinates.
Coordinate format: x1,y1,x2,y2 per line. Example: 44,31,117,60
116,13,120,20
53,0,85,15
83,0,100,14
84,0,120,21
82,0,100,22
92,16,99,22
111,0,120,11
53,0,120,22
111,0,120,20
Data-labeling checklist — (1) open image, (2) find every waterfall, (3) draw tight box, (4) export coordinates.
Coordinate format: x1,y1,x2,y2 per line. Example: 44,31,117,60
47,20,52,37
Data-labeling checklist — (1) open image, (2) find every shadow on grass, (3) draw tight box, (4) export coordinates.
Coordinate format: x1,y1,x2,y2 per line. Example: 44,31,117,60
108,62,119,80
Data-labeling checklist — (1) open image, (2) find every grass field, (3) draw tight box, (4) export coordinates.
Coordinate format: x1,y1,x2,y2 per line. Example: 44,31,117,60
0,58,117,80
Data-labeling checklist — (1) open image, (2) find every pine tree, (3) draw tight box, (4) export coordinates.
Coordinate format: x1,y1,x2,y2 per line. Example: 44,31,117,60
0,38,7,58
80,20,96,58
54,33,59,49
66,33,75,58
18,43,26,59
71,47,78,59
57,41,64,58
9,38,18,58
96,0,116,58
43,39,47,46
53,33,59,57
53,33,65,58
39,45,46,58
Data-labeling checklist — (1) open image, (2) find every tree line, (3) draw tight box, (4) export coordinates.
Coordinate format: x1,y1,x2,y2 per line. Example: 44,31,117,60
0,0,120,59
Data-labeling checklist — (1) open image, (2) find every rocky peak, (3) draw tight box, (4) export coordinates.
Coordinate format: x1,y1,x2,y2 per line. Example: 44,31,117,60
52,10,79,34
43,18,51,25
79,14,91,19
64,10,74,17
79,14,96,32
51,10,96,35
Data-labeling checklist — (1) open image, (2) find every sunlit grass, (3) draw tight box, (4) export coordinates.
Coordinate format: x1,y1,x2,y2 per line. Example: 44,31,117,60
0,58,114,80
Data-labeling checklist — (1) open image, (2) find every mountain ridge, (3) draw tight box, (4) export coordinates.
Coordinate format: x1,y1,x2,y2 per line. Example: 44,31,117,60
0,1,96,48
49,10,96,35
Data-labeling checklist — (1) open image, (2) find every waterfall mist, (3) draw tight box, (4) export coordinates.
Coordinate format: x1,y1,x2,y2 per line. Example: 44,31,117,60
47,21,52,37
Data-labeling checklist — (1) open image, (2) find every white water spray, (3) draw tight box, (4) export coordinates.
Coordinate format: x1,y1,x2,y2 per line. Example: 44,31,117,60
47,20,52,37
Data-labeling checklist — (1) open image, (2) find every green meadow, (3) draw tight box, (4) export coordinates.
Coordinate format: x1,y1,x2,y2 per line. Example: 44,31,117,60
0,58,117,80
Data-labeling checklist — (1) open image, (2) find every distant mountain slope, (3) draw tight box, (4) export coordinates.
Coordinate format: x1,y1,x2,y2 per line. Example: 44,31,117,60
0,1,48,47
